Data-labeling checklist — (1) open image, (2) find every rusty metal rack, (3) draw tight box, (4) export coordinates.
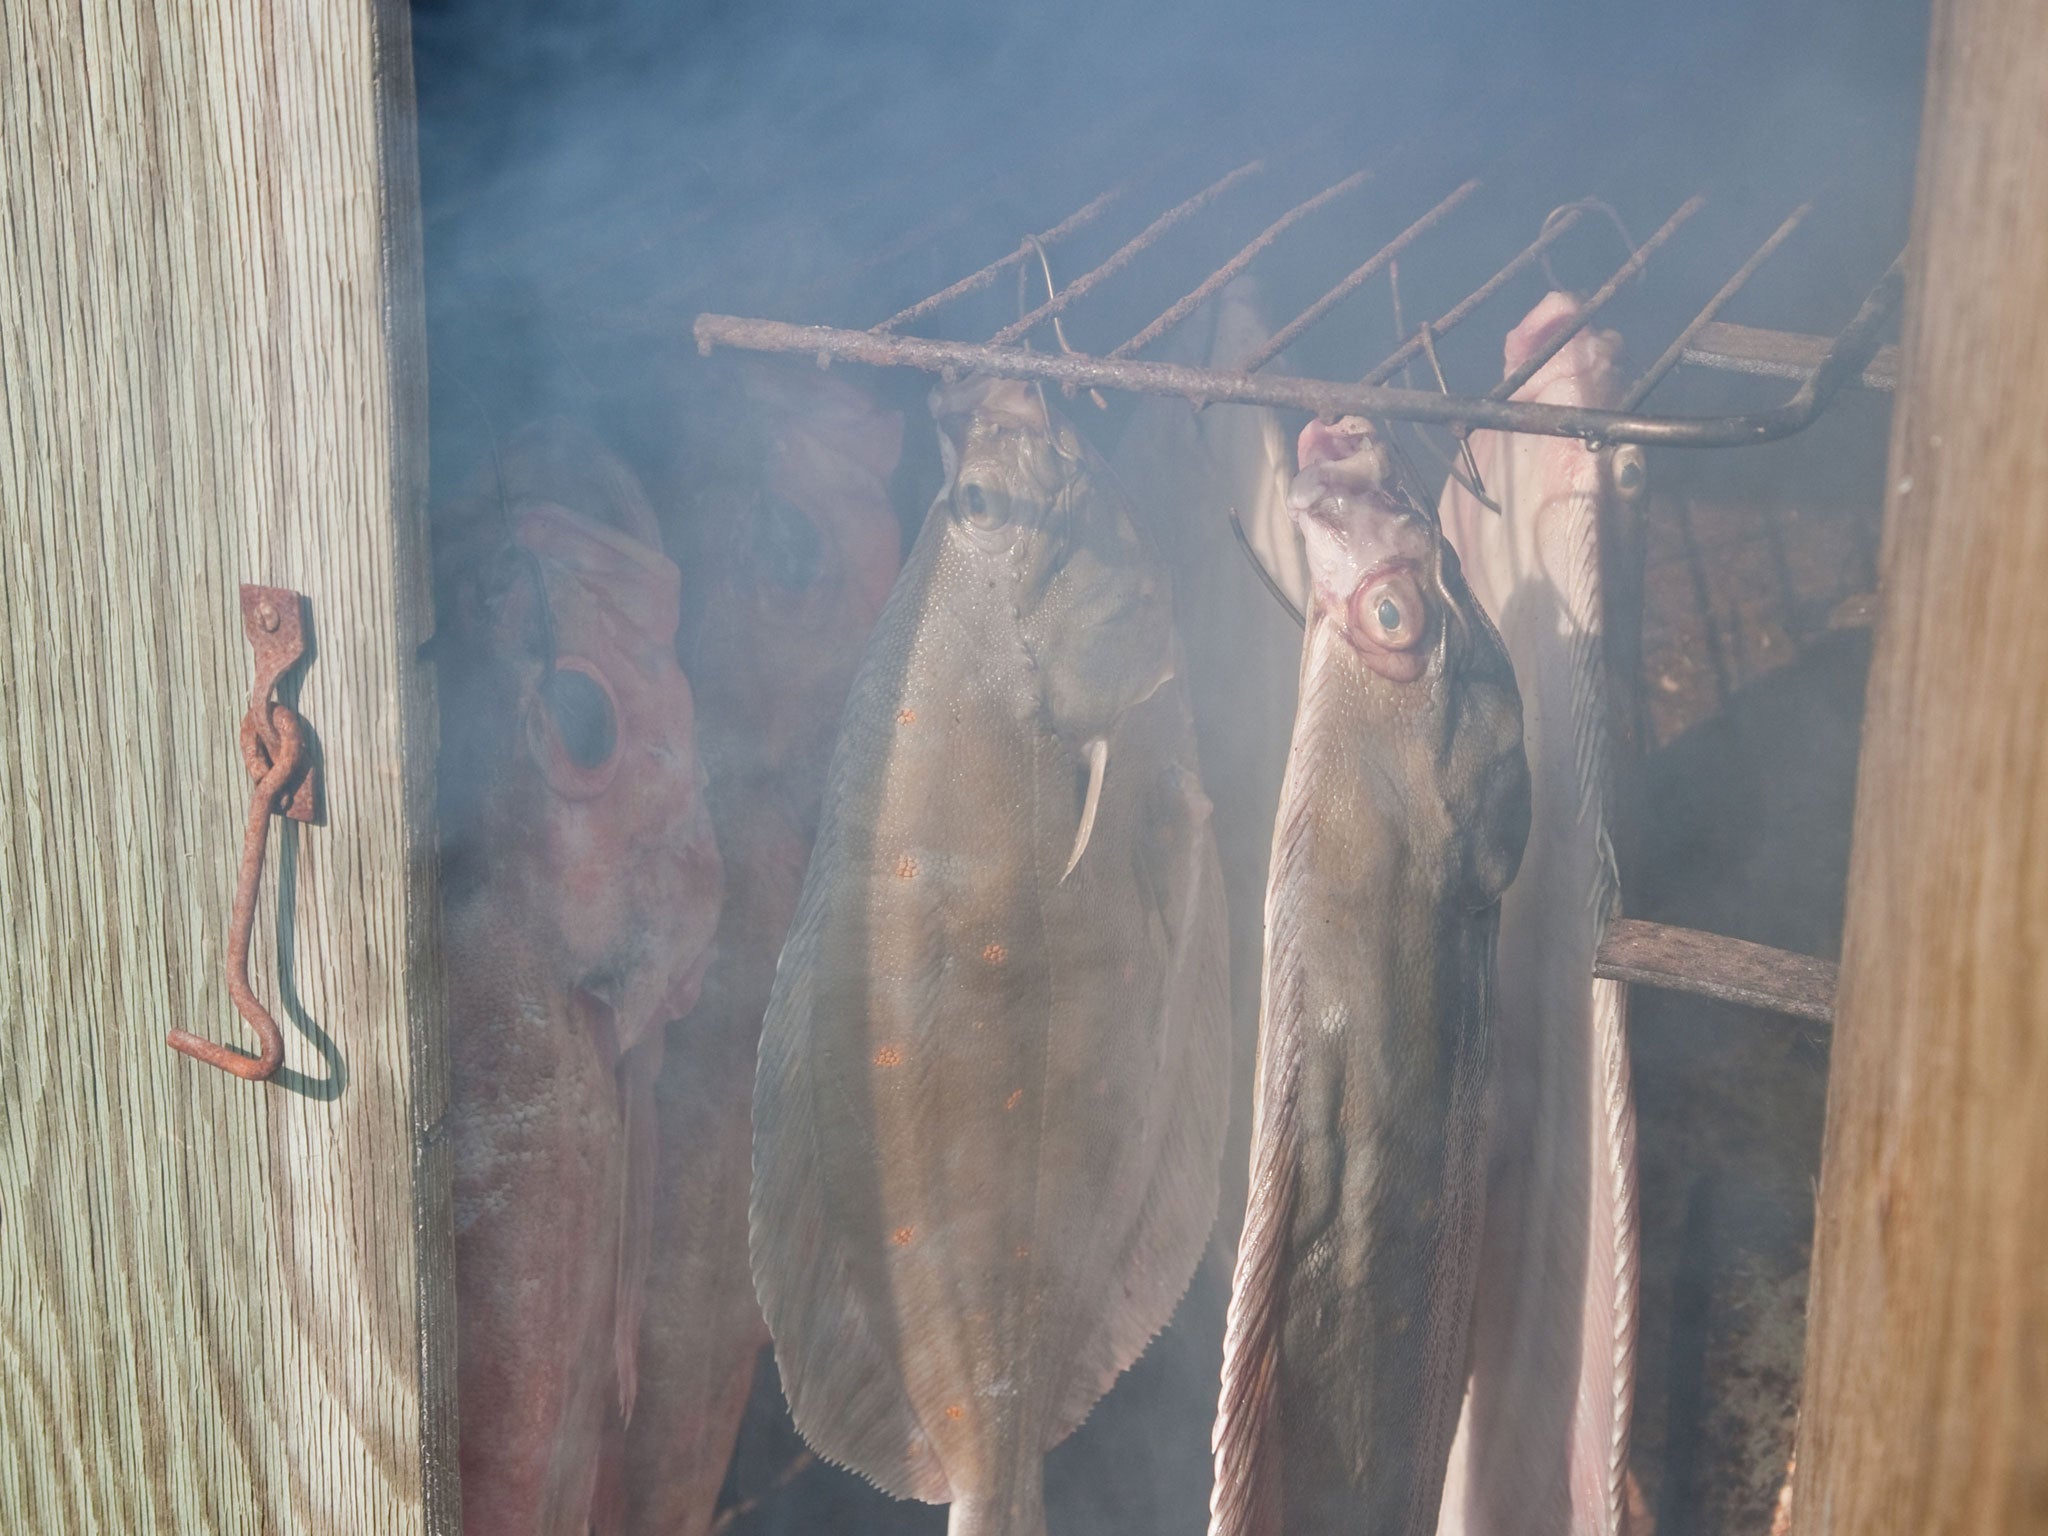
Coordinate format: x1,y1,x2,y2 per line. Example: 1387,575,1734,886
695,156,1904,448
696,155,1877,1024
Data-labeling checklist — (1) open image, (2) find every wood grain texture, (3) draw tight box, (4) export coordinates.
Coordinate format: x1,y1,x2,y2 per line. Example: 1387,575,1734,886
1594,919,1837,1024
0,2,450,1532
1789,2,2048,1532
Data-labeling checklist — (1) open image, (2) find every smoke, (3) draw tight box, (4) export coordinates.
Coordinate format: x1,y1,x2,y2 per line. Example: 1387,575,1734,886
413,0,1930,1532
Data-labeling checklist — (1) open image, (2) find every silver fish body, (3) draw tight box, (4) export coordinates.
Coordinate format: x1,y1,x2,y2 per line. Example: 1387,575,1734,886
1212,417,1529,1536
751,376,1230,1536
1435,294,1640,1536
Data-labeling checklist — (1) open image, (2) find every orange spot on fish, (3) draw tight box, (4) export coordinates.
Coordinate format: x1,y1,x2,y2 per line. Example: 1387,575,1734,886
897,707,916,724
874,1046,904,1068
1121,960,1136,983
982,942,1007,965
896,854,919,880
1014,1244,1031,1261
892,1227,916,1246
945,1404,965,1421
1004,1089,1024,1112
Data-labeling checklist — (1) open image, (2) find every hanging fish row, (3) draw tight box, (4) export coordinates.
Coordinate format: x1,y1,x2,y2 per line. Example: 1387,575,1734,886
435,287,1641,1536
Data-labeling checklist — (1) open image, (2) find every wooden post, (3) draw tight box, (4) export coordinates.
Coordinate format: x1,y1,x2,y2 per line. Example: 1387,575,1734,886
0,2,452,1531
1791,2,2048,1533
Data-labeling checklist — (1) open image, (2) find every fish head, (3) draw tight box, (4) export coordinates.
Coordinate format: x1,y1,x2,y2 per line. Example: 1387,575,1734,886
930,375,1176,743
693,362,906,799
435,424,725,1055
1290,415,1531,902
1289,415,1442,682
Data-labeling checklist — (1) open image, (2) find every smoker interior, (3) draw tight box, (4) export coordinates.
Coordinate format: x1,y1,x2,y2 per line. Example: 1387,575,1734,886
411,1,1927,1529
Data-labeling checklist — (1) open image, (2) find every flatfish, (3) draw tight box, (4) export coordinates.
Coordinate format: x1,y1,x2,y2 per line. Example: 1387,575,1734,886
750,375,1230,1536
1211,416,1529,1536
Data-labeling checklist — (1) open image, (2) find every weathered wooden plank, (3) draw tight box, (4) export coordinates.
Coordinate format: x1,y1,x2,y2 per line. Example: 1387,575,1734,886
1594,919,1838,1023
0,2,449,1532
1789,1,2048,1532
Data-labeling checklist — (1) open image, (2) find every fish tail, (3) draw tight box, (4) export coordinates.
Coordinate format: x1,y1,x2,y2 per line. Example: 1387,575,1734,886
947,1459,1047,1536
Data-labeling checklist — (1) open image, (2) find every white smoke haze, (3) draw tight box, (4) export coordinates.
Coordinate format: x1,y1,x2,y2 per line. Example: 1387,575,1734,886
413,0,1928,1531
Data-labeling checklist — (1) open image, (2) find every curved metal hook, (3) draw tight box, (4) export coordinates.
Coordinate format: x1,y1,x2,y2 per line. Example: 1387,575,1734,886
1538,197,1639,292
168,586,318,1081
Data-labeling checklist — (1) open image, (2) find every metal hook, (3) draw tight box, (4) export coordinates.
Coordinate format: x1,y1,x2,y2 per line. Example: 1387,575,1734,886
167,585,319,1081
1229,507,1305,629
1537,197,1639,292
1415,324,1501,514
1022,233,1109,411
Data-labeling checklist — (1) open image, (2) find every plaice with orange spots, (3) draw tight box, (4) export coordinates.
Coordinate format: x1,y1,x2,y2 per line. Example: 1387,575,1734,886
751,375,1230,1536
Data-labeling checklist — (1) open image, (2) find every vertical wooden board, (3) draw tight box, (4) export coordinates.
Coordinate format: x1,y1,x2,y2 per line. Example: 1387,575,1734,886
1791,0,2048,1533
0,1,451,1533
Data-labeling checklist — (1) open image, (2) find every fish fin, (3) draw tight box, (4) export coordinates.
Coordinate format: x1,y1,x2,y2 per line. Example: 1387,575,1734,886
750,847,952,1503
1589,971,1639,1534
1050,748,1231,1443
615,1046,660,1422
1061,738,1109,881
1210,1016,1301,1536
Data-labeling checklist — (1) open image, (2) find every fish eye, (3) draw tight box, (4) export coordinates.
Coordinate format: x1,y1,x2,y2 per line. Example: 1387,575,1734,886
1352,570,1428,653
956,479,1010,532
541,666,617,770
1612,445,1647,500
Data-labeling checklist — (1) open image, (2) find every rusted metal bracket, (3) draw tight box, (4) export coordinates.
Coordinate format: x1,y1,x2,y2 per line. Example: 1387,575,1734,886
1594,917,1837,1023
167,585,319,1080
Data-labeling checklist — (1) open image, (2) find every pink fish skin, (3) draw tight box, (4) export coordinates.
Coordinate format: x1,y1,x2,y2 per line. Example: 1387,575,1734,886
437,424,723,1536
621,364,905,1536
1436,294,1640,1536
1211,417,1527,1536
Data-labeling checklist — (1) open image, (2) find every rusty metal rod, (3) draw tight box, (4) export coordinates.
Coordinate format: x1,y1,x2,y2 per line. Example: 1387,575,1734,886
1239,179,1482,375
1487,193,1706,401
694,256,1903,447
1594,918,1837,1023
1681,320,1900,392
990,161,1264,346
1109,166,1378,359
872,183,1129,333
1617,201,1813,411
1361,207,1588,385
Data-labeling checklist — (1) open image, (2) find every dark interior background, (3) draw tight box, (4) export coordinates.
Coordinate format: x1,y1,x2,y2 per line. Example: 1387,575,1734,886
409,1,1932,1529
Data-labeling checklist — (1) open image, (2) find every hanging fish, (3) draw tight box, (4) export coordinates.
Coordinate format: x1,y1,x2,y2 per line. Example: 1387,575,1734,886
750,374,1230,1536
1211,416,1529,1536
1111,276,1304,1265
622,363,906,1536
1434,293,1642,1536
436,422,724,1536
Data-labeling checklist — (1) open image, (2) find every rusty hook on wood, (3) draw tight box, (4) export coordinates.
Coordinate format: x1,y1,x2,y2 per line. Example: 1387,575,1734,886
167,585,319,1080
